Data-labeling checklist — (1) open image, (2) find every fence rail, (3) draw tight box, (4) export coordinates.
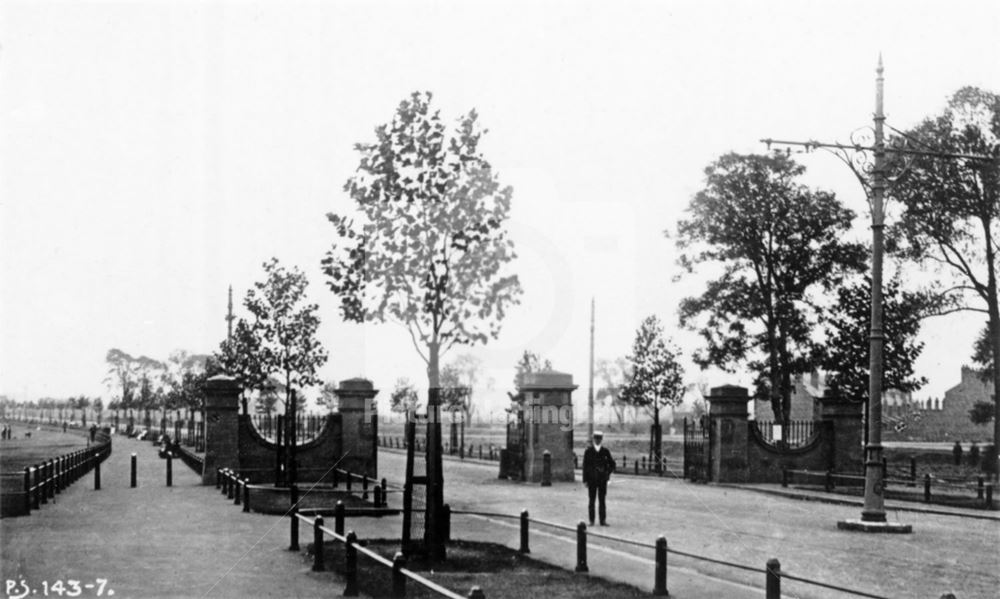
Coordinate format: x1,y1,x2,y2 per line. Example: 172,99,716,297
21,437,112,516
752,420,818,448
783,467,995,510
250,414,327,445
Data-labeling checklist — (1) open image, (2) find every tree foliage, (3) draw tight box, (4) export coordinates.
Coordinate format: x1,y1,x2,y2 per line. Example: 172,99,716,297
241,258,328,409
390,378,421,413
323,91,522,381
892,86,1000,451
817,275,929,402
675,152,866,423
512,350,552,388
620,315,686,421
595,357,633,426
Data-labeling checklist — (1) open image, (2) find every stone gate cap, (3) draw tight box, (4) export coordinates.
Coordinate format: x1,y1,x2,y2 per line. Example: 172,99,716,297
338,377,374,392
519,370,577,390
709,385,748,397
204,374,241,390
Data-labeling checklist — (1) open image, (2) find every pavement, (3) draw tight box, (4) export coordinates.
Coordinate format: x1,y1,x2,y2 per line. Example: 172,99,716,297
2,437,998,599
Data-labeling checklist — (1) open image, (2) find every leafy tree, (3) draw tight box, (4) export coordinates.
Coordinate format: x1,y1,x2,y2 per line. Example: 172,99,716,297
318,381,340,413
440,363,472,415
972,325,996,384
92,397,104,425
675,152,866,424
620,315,685,470
243,258,328,412
215,318,270,399
390,378,420,413
448,353,483,421
513,350,552,388
104,348,138,409
970,401,995,425
892,86,1000,459
323,91,521,557
595,357,634,427
818,275,929,402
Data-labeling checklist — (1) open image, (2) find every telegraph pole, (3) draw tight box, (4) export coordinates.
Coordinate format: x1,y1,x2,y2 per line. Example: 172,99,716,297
588,297,595,439
226,285,235,342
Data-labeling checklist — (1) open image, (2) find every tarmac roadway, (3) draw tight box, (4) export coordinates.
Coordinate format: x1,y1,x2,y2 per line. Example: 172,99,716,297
373,449,1000,599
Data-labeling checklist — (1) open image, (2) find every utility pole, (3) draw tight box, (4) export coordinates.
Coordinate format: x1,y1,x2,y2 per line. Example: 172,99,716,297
762,57,989,533
588,297,595,439
226,285,235,343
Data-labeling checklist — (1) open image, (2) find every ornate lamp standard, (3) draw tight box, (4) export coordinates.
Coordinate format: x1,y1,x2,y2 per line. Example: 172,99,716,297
762,57,989,532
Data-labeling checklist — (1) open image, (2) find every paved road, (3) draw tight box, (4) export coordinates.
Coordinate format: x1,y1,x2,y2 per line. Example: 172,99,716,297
375,448,1000,599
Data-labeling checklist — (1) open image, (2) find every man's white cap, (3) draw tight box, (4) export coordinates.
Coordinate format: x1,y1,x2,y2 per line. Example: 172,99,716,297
593,430,604,436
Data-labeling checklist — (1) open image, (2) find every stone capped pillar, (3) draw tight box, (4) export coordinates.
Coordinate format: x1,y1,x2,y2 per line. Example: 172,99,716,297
335,378,379,478
819,392,864,473
707,385,750,483
202,374,242,485
521,370,577,483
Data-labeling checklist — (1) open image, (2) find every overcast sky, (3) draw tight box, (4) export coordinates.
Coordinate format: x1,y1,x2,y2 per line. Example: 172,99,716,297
2,1,998,413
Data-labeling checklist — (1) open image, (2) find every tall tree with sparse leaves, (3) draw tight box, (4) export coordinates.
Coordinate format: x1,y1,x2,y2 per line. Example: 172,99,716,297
892,87,1000,461
675,153,866,424
323,91,521,559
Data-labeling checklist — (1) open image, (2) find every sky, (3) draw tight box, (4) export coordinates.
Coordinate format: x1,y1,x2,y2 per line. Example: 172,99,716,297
1,1,998,415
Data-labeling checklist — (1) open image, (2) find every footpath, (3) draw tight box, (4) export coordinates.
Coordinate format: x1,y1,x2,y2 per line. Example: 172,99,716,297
0,436,343,599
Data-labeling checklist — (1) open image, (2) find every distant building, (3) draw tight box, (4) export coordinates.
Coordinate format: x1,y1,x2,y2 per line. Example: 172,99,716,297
885,366,994,442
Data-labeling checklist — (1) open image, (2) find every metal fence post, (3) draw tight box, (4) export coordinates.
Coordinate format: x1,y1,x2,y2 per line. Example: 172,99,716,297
345,532,360,596
653,536,667,596
243,479,250,512
130,453,137,488
234,478,242,505
382,478,389,507
216,468,221,489
94,458,101,490
766,558,781,599
977,476,984,500
575,521,589,573
442,503,451,543
986,483,994,509
391,550,405,598
166,453,173,487
289,511,300,551
335,500,345,536
227,471,235,500
520,509,530,554
23,467,31,515
312,516,325,571
924,473,931,502
781,468,788,488
374,484,383,508
541,451,552,487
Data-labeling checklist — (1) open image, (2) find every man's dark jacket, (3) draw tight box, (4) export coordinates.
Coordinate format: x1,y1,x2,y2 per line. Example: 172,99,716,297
583,445,615,486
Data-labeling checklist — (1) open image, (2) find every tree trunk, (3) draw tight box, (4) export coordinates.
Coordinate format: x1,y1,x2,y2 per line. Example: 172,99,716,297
425,339,445,560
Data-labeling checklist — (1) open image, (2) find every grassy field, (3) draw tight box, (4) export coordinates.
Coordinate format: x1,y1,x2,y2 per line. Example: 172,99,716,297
0,423,90,493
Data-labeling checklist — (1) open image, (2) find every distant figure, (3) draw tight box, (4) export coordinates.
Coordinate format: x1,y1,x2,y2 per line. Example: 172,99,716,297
62,421,67,433
583,431,616,526
89,424,97,443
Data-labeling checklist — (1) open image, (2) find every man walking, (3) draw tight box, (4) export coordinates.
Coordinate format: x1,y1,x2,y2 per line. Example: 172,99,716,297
583,431,615,526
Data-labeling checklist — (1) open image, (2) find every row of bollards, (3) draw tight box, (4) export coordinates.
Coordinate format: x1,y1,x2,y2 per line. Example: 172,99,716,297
514,509,787,598
23,441,111,515
302,511,487,598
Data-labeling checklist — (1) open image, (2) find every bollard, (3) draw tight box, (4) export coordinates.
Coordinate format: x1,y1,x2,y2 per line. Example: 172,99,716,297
468,587,486,599
782,468,789,488
130,453,137,488
653,536,668,596
382,478,389,507
345,532,359,596
363,475,369,500
520,509,530,554
391,551,406,598
575,521,589,573
23,467,31,514
766,558,781,599
243,479,250,512
234,479,242,505
443,503,452,543
335,500,345,536
634,461,639,475
541,451,552,487
924,473,931,502
94,459,101,490
978,476,984,500
986,484,994,509
166,454,173,487
312,516,325,571
221,469,228,494
227,471,235,499
289,512,300,551
374,485,383,508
